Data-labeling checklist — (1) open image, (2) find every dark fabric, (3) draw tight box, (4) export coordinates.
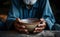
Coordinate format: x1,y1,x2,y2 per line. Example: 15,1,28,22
52,23,60,30
44,23,50,30
0,24,7,31
7,0,55,30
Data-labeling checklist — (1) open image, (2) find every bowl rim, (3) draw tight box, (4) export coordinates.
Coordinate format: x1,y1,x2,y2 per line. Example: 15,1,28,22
19,18,40,25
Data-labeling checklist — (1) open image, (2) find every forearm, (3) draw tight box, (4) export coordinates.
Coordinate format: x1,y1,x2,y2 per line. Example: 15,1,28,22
42,0,55,30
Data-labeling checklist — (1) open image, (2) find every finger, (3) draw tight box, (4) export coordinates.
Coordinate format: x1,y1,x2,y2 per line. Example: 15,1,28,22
18,29,28,32
40,18,44,21
16,18,23,23
43,22,46,26
14,21,26,28
16,18,20,21
16,27,29,33
33,31,36,33
19,29,29,34
40,18,43,21
40,18,46,23
15,24,26,29
33,29,43,33
16,18,20,22
35,30,43,33
35,27,45,31
34,28,44,33
18,25,26,29
15,26,27,32
22,25,26,28
24,29,29,34
37,24,46,27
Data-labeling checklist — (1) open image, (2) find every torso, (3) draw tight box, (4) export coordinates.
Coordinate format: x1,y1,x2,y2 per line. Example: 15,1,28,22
19,0,42,19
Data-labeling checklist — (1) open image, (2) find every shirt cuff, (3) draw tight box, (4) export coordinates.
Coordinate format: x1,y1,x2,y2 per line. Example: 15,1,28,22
45,18,54,30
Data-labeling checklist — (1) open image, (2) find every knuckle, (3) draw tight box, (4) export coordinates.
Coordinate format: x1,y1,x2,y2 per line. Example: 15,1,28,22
22,25,25,28
24,29,28,32
35,28,38,30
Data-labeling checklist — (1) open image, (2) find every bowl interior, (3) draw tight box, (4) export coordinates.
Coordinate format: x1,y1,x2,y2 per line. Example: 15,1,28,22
20,18,40,24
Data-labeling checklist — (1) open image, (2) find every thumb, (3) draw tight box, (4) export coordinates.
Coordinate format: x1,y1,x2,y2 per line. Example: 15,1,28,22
16,18,21,22
40,18,44,21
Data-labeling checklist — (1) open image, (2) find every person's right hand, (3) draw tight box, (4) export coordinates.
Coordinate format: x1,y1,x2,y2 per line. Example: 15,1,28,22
14,18,29,34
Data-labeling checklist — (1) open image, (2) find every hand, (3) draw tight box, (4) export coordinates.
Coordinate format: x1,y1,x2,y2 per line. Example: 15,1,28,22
33,18,46,33
14,18,29,34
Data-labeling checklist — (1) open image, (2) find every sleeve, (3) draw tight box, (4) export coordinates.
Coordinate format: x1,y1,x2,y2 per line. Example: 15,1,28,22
6,0,20,29
42,0,55,30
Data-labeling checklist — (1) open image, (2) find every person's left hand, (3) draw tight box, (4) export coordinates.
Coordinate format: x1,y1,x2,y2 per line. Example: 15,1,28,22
33,18,46,33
